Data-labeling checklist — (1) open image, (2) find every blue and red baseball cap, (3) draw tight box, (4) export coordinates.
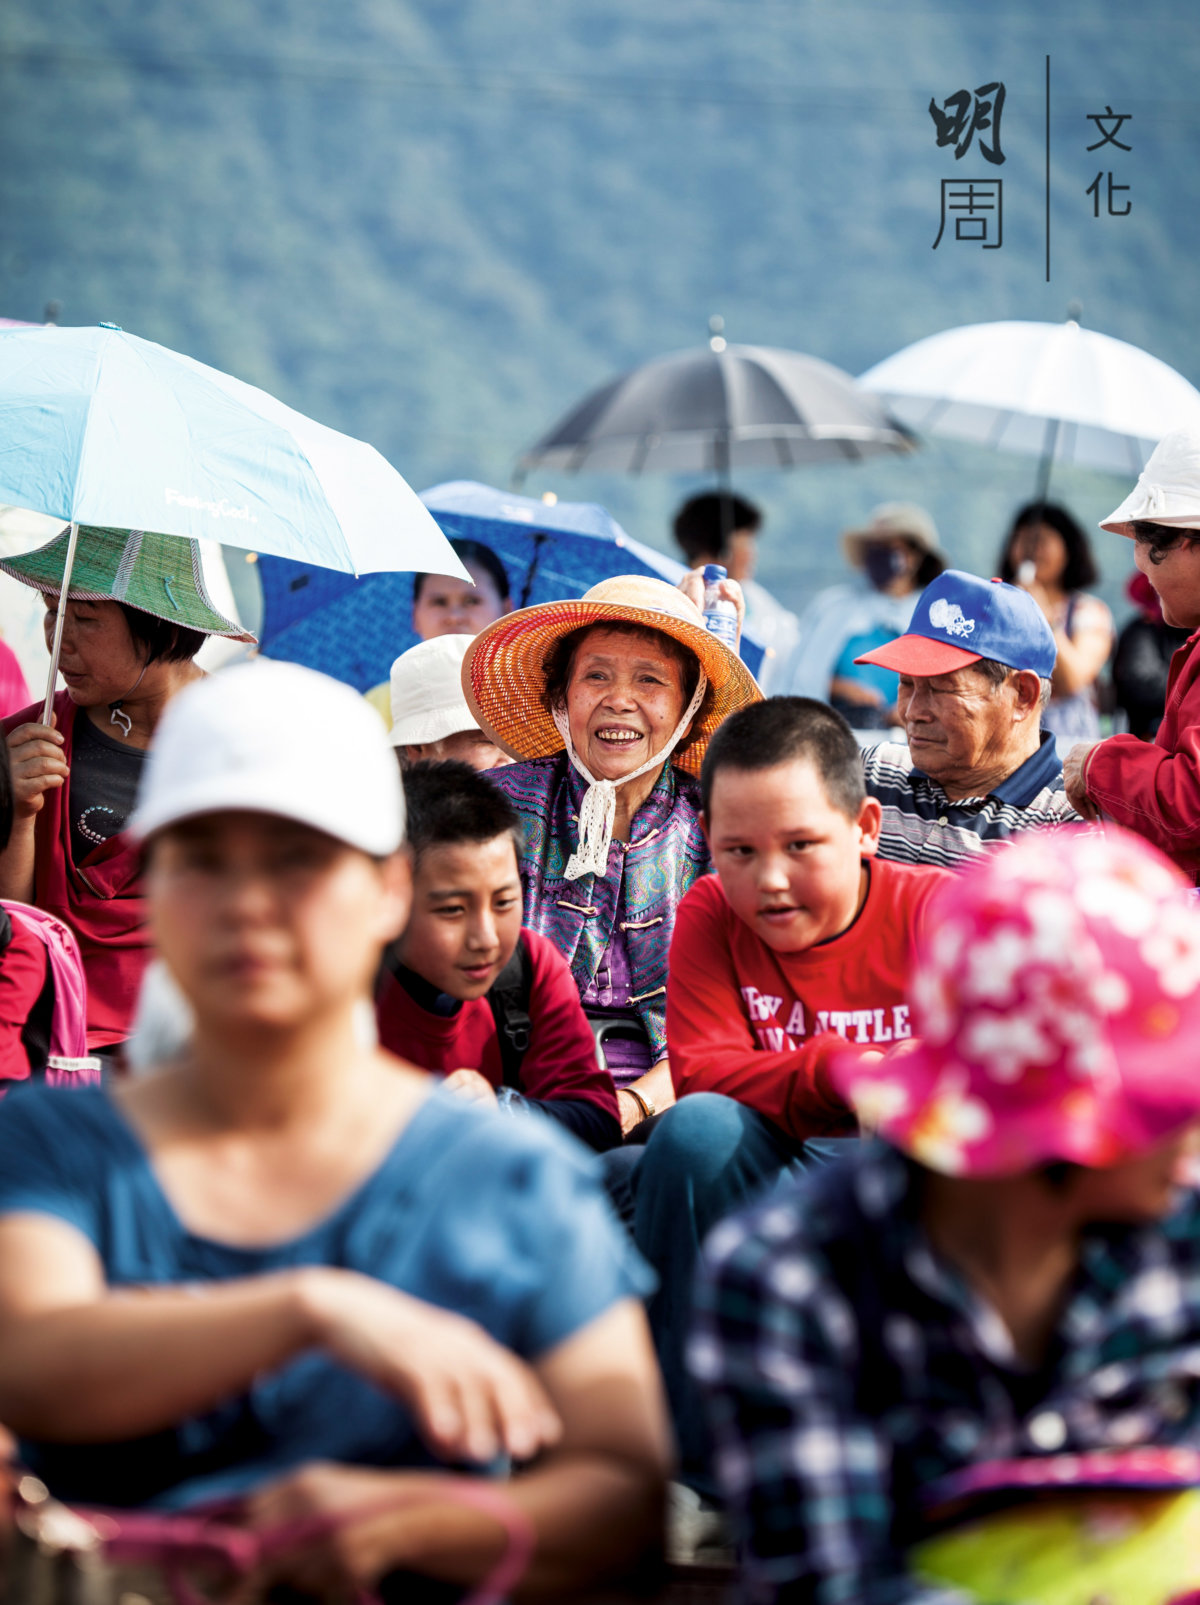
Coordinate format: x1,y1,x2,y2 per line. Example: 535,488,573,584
854,569,1057,678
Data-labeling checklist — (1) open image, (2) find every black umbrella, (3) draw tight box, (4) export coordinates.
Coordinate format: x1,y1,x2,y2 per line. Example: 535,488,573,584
515,334,915,486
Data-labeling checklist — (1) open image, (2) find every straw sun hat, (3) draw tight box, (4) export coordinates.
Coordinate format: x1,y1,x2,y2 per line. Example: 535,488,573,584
461,575,761,777
0,525,254,641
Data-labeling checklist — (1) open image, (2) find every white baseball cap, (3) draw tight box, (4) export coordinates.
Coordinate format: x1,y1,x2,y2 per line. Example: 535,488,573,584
130,659,406,855
388,633,478,748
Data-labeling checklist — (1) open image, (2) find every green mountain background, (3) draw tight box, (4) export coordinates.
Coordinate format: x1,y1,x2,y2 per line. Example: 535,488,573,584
3,0,1198,629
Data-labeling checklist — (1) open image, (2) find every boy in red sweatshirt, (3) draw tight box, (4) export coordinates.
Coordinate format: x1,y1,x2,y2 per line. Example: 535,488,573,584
375,762,620,1151
626,697,948,1486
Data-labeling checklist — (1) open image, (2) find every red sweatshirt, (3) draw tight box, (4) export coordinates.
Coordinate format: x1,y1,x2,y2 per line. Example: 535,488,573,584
2,694,147,1049
1085,630,1200,884
375,929,619,1124
667,858,949,1139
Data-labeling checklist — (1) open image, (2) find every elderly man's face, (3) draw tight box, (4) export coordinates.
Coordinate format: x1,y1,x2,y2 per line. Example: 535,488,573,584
897,664,1027,791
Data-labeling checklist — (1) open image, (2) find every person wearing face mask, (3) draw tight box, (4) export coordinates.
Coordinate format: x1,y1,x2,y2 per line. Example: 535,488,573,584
781,504,947,737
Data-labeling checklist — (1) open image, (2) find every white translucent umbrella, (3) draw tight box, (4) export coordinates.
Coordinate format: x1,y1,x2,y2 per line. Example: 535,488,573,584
0,323,467,716
859,319,1200,491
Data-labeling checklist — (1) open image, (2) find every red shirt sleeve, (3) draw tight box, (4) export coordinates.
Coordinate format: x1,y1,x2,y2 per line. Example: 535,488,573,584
0,914,48,1081
1082,636,1200,861
516,933,619,1120
1086,730,1200,853
666,878,853,1139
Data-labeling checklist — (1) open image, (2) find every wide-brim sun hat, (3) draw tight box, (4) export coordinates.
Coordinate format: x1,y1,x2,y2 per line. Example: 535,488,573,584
129,659,405,855
388,633,477,748
840,501,944,569
1100,430,1200,537
835,827,1200,1178
0,525,255,641
461,574,762,776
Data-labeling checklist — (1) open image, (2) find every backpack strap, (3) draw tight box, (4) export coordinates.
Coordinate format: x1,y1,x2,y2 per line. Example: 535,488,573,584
487,935,534,1092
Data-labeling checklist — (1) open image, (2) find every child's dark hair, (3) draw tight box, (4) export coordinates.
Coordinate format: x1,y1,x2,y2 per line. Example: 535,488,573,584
700,697,865,820
402,760,523,862
413,539,511,606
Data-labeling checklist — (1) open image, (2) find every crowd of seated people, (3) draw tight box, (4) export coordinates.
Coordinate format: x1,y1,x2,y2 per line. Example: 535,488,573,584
0,437,1198,1603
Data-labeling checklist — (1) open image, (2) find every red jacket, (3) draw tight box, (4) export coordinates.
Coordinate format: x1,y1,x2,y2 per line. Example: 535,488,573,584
375,929,619,1122
2,693,148,1048
667,858,948,1139
1085,630,1200,883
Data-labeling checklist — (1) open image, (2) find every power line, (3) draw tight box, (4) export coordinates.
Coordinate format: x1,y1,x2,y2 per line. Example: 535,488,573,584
1,42,1184,125
0,42,971,113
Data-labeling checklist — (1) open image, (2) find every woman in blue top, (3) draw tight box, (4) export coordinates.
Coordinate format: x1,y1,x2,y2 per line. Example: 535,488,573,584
0,660,668,1599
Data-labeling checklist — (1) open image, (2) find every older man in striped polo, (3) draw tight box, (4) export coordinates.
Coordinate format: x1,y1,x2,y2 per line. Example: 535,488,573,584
854,569,1081,868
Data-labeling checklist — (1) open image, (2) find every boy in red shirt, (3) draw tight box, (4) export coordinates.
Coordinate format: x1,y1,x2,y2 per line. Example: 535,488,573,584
375,762,620,1151
627,697,948,1485
669,701,946,1135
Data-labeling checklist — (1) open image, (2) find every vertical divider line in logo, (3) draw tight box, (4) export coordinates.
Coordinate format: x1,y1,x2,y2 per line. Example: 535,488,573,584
1045,55,1051,282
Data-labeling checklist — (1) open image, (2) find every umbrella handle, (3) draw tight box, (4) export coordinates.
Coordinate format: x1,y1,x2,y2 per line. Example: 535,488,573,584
41,521,79,726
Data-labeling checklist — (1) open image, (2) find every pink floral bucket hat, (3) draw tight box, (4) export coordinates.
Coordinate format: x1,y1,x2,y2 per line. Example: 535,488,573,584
835,827,1200,1176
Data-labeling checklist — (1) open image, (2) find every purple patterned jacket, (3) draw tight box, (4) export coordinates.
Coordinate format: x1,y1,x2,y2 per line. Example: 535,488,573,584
488,753,711,1062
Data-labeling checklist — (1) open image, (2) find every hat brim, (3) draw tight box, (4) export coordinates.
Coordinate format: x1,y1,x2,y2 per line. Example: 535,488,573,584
1100,510,1200,539
853,634,981,676
462,596,762,775
0,527,256,643
389,704,478,748
129,771,401,856
837,1036,1200,1179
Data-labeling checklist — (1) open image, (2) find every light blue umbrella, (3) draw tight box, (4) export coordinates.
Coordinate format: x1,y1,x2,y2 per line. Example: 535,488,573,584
0,322,465,715
257,479,767,690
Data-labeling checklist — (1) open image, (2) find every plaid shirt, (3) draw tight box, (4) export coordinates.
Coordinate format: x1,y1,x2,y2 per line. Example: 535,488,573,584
690,1142,1200,1605
863,733,1080,870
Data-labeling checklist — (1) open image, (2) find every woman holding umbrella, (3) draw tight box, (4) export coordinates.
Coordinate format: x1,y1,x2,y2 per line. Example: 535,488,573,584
0,526,254,1054
463,575,760,1137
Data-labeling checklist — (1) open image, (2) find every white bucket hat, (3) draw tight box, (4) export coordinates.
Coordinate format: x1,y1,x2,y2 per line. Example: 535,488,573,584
388,634,477,748
130,659,405,855
1101,430,1200,537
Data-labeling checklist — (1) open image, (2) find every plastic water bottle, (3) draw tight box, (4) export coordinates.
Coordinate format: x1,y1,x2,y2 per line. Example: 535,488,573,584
702,564,739,647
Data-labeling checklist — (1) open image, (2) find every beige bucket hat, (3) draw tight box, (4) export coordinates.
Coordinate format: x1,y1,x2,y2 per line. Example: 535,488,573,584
840,502,943,569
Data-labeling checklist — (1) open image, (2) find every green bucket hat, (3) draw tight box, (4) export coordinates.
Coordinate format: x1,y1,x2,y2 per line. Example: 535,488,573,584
0,526,255,642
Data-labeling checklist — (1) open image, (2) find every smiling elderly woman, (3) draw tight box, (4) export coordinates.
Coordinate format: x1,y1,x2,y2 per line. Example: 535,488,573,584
463,577,760,1136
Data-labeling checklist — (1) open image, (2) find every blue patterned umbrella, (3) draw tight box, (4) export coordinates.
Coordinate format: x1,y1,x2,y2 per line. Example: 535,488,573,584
258,480,766,690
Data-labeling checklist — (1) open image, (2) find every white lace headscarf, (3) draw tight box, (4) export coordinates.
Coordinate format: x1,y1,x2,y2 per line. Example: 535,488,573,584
550,671,708,881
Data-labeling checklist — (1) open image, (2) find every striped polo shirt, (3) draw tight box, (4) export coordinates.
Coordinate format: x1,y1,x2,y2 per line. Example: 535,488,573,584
863,731,1081,870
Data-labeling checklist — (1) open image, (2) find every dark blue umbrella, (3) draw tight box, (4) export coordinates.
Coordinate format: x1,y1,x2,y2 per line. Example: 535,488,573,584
257,479,765,690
